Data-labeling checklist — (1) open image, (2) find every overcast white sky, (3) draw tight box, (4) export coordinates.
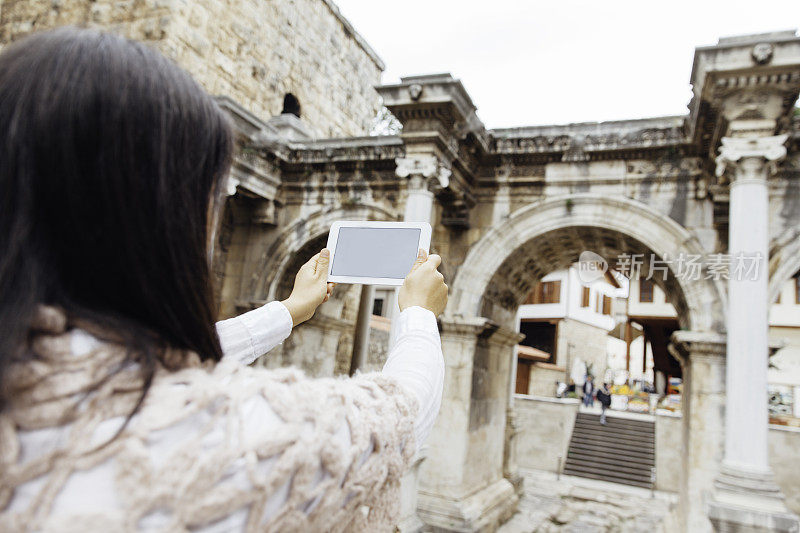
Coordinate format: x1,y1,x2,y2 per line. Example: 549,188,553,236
334,0,800,129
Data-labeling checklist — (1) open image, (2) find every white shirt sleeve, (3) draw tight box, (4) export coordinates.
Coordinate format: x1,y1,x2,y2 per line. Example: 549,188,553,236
381,306,444,449
217,301,445,450
215,301,293,365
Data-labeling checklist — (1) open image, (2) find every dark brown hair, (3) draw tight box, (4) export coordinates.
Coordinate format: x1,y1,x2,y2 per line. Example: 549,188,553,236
0,27,233,408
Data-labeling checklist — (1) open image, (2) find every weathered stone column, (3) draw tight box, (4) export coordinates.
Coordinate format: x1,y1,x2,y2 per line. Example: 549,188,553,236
396,154,450,222
670,331,727,533
709,134,799,531
392,153,451,531
349,284,375,374
417,317,523,531
388,154,451,348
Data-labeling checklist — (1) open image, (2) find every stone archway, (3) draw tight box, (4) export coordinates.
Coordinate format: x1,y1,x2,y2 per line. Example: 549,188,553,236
419,194,727,532
254,204,397,377
450,193,725,332
255,203,397,301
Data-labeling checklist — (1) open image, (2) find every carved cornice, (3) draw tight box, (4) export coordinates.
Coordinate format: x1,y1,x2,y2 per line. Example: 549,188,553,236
283,136,405,165
377,74,480,131
706,72,800,120
490,117,687,158
687,31,800,156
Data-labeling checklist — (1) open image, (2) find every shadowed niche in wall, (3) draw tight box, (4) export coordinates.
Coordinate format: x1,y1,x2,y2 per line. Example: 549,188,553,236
282,93,301,118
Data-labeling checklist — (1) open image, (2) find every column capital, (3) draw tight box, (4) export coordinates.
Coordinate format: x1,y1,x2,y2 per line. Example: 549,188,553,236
715,133,788,179
439,315,493,339
439,316,524,347
395,154,451,190
225,175,240,196
670,330,727,361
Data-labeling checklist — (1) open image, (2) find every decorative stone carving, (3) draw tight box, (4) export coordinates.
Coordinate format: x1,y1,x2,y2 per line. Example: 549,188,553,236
395,155,436,179
561,135,589,162
715,134,789,177
409,83,423,101
287,139,404,164
430,167,452,194
752,42,775,65
225,176,239,196
493,123,685,156
720,89,787,125
395,155,451,189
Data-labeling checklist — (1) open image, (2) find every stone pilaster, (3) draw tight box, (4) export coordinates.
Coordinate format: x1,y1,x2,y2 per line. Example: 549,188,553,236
387,154,451,344
259,313,350,377
417,317,523,532
398,447,428,533
709,134,799,532
671,331,727,533
503,407,524,497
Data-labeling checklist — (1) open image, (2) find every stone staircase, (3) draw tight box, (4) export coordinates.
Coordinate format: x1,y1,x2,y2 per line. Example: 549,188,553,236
563,412,655,489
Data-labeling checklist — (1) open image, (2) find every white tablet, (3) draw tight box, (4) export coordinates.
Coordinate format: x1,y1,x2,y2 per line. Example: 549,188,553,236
326,221,432,286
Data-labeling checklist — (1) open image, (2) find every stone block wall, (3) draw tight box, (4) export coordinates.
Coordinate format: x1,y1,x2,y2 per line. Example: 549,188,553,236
514,397,800,514
514,395,578,472
364,326,390,372
527,363,563,397
655,412,682,492
769,425,800,515
0,0,383,138
555,317,609,380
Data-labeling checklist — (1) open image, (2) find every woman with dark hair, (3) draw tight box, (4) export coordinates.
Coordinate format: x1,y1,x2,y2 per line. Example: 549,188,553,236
0,28,448,532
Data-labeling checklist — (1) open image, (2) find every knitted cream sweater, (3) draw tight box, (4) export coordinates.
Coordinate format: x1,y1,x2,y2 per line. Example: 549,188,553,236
0,307,423,532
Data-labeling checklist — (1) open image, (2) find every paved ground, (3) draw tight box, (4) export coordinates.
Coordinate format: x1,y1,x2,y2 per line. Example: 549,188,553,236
498,468,679,533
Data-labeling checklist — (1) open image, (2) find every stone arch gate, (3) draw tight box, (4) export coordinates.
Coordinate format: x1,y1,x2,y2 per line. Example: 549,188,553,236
429,194,725,531
211,33,800,532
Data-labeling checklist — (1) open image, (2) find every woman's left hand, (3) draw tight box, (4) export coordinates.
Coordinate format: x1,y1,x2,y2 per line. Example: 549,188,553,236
281,249,335,327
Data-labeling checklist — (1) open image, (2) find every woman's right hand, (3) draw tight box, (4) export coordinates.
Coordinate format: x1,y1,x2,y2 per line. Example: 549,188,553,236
398,250,449,316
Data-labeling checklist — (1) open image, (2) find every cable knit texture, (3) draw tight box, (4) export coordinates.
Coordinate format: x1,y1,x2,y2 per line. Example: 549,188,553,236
0,307,417,532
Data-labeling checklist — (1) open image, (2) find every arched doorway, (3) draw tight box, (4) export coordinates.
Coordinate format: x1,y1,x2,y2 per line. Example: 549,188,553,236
253,204,397,377
450,194,724,331
419,194,726,531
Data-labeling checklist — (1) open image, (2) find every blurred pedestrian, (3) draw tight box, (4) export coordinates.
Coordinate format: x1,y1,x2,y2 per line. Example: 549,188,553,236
567,379,576,395
582,375,595,407
597,382,612,425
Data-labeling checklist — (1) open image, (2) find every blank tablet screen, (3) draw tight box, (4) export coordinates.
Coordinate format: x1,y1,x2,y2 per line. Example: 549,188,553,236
331,227,421,279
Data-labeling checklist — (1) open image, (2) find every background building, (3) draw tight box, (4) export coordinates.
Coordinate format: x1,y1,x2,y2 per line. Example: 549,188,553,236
514,266,626,396
770,274,800,421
